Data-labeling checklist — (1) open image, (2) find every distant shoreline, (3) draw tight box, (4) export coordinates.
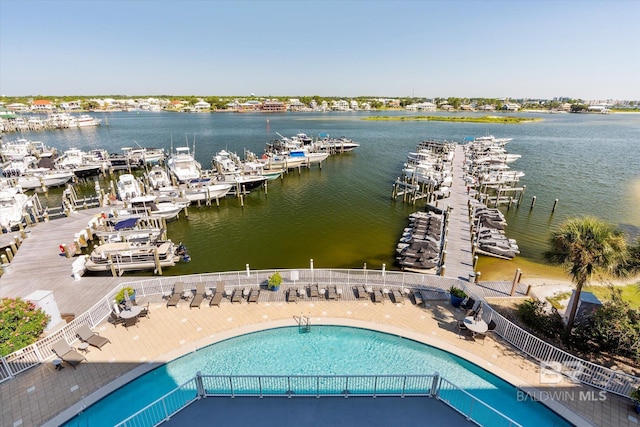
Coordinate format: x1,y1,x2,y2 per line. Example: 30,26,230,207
363,115,541,124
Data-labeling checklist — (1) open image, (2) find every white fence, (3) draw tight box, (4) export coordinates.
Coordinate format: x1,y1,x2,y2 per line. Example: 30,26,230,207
1,268,638,400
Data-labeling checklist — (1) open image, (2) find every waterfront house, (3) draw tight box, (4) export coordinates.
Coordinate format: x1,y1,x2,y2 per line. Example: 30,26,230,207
31,99,54,111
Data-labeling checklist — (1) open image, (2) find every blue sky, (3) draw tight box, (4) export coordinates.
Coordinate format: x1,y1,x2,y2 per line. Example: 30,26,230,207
1,0,638,99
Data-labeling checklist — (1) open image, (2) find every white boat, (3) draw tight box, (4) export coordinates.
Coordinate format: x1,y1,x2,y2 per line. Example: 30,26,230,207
117,174,144,201
212,150,266,191
0,186,30,230
0,138,56,160
315,135,360,152
116,195,189,220
182,178,233,201
6,168,74,190
147,165,172,190
54,148,104,178
76,114,102,127
167,146,201,183
84,240,181,273
122,147,166,166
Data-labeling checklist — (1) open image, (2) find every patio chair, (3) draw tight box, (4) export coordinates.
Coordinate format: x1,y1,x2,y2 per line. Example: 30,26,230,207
166,281,185,308
76,324,111,350
124,316,138,328
190,283,206,309
248,288,260,303
391,289,404,304
308,284,319,299
51,339,86,369
210,281,225,307
287,288,298,303
462,297,476,311
108,311,125,328
139,302,150,318
457,320,472,339
327,285,338,300
355,285,368,300
231,288,244,304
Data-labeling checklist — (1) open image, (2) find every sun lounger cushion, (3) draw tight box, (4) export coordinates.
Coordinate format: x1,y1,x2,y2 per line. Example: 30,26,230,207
77,324,111,349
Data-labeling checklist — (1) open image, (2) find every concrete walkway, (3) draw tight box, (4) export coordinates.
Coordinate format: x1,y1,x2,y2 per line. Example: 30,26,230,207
3,295,636,427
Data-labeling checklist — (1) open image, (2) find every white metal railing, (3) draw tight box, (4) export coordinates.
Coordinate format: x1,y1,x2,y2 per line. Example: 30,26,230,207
114,373,522,427
1,268,639,401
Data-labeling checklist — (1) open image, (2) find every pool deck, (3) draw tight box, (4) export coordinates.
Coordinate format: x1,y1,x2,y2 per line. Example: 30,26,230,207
2,295,638,427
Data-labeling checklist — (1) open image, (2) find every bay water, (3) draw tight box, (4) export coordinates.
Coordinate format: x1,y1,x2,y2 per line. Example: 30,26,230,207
18,111,640,278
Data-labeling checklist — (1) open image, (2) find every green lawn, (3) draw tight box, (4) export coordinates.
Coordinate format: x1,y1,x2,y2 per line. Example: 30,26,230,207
546,283,640,310
584,283,640,309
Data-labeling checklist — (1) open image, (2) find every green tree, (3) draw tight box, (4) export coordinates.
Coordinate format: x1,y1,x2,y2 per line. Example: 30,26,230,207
0,297,50,356
545,217,628,334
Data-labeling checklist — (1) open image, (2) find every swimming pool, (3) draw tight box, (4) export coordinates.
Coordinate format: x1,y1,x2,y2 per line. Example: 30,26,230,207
63,326,571,426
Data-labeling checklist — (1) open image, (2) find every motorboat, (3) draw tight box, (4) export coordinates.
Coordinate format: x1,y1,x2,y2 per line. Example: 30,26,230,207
117,195,189,221
94,216,164,244
0,186,30,230
117,174,144,201
182,178,233,201
122,147,166,166
212,150,266,191
167,146,201,183
54,148,104,178
76,114,102,127
4,168,74,190
147,165,172,190
84,240,181,273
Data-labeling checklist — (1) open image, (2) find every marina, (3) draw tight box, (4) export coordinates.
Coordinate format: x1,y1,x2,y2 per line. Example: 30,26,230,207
0,111,639,427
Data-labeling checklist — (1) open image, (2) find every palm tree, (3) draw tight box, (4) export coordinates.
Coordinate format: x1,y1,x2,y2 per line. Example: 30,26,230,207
545,216,628,333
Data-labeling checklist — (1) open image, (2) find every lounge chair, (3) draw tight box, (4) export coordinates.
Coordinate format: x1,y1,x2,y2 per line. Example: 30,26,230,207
210,281,225,307
391,289,404,304
372,289,384,304
51,339,86,369
355,285,368,300
327,285,338,300
287,288,297,303
308,284,319,299
248,288,260,303
190,283,206,308
231,288,244,304
76,324,111,350
411,289,424,306
166,281,185,308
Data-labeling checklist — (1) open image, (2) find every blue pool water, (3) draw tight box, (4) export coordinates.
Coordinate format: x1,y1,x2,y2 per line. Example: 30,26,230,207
64,326,571,426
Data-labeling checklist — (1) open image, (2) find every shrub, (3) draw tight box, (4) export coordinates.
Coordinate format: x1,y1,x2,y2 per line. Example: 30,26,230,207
0,297,50,357
449,286,467,298
515,299,564,341
115,287,135,303
268,272,283,290
570,288,640,360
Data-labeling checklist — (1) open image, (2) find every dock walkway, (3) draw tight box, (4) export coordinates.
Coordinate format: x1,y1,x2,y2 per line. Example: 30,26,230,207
440,144,474,282
0,206,122,315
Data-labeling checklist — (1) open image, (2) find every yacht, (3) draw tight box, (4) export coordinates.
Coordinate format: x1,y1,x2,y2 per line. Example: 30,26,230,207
76,114,102,127
167,146,201,183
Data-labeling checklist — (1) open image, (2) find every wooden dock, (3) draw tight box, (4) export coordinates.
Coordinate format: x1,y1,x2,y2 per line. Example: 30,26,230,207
0,206,123,315
439,144,475,282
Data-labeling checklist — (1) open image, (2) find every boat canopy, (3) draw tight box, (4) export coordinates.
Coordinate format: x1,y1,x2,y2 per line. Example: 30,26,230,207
114,217,139,231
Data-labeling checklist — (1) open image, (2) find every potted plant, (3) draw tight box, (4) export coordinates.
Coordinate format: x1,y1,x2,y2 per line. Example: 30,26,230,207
631,387,640,414
115,286,136,304
268,271,283,291
449,285,467,308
